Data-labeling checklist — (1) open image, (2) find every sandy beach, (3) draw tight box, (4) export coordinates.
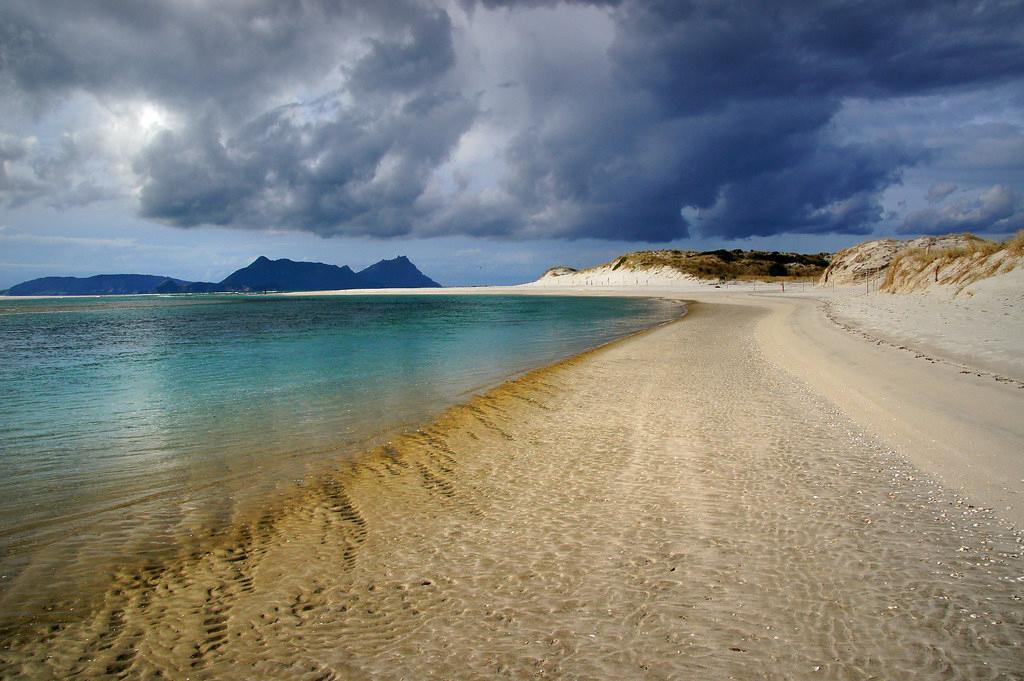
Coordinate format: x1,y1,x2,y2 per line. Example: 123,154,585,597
2,288,1022,679
823,270,1024,383
4,0,1022,676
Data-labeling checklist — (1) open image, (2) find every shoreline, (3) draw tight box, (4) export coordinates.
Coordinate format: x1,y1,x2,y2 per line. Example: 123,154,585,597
0,297,692,643
2,288,1023,678
3,285,1019,531
0,294,685,635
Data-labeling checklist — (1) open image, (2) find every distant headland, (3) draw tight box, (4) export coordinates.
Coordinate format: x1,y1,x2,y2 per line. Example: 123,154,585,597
1,255,441,296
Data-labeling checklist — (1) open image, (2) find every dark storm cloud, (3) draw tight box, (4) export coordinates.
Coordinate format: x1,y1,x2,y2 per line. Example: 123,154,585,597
1,0,470,228
0,129,122,209
900,185,1023,235
2,0,1023,240
498,0,1024,240
498,90,920,240
0,0,420,112
466,0,621,7
0,134,45,207
686,131,922,238
926,183,958,204
348,9,456,94
612,0,1024,109
135,91,477,235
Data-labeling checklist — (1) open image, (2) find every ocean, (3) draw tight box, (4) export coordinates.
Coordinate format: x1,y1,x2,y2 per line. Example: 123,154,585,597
0,292,680,629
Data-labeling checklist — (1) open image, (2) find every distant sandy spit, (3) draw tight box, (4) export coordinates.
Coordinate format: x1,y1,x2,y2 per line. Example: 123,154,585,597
0,283,734,301
3,295,1022,679
0,294,107,300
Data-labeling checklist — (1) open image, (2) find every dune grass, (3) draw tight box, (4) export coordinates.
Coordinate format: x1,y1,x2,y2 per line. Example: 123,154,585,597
882,231,1022,291
1003,229,1024,256
890,234,998,266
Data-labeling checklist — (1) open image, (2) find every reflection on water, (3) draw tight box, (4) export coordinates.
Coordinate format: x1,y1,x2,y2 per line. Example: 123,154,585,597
0,293,680,628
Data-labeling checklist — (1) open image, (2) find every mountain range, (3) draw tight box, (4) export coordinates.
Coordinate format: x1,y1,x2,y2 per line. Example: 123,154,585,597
2,256,440,296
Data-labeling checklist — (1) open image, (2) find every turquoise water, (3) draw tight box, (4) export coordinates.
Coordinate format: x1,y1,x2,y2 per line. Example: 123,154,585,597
0,293,679,619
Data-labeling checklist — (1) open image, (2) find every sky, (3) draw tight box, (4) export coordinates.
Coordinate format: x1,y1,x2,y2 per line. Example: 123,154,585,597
1,0,1022,288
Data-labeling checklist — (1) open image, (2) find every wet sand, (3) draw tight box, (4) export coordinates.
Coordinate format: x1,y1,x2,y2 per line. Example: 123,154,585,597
2,297,1023,679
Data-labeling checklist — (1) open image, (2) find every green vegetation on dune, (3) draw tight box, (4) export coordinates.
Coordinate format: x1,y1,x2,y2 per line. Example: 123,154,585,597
550,248,831,281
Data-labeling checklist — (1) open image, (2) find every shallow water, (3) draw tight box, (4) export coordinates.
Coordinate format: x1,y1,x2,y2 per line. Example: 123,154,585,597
0,293,680,631
3,299,1021,679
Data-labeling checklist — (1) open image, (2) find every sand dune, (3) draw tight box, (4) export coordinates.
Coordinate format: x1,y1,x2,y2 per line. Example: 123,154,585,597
820,234,987,286
524,262,704,288
3,296,1022,679
822,266,1024,383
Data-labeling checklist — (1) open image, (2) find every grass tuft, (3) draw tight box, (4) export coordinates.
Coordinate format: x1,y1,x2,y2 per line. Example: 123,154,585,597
881,232,1024,291
1003,230,1024,256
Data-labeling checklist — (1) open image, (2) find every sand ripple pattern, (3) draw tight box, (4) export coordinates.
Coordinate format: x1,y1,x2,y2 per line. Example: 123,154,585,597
2,302,1023,679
